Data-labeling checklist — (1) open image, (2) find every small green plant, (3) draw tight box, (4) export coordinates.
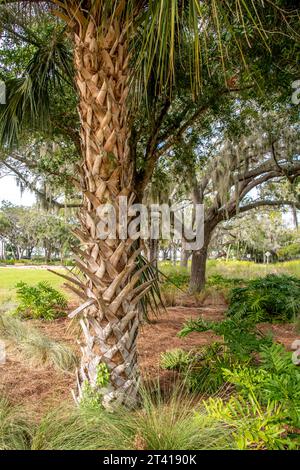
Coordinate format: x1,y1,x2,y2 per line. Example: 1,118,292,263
80,362,110,410
179,317,272,360
96,363,110,388
161,343,241,394
15,281,67,320
160,348,191,370
227,274,300,323
202,395,296,450
223,343,300,429
80,381,103,412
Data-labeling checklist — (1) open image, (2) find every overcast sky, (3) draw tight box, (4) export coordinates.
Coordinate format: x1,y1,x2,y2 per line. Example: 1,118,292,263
0,175,36,206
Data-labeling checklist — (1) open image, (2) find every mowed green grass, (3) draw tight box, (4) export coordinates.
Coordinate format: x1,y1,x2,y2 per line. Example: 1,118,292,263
0,268,67,303
0,260,299,304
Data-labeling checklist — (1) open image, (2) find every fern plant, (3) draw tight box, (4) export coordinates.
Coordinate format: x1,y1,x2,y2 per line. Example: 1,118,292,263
201,395,297,450
161,343,242,394
160,349,191,370
185,343,240,394
179,317,272,360
223,343,300,429
227,274,300,323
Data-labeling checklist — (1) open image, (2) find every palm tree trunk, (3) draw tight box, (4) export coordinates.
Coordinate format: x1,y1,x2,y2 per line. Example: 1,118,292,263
148,239,159,268
64,15,143,408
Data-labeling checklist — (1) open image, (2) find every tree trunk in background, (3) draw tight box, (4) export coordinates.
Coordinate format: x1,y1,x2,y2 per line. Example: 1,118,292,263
190,242,209,293
180,247,190,268
172,246,177,265
189,220,213,292
292,204,298,229
0,240,5,259
16,247,22,260
45,244,52,263
59,11,145,408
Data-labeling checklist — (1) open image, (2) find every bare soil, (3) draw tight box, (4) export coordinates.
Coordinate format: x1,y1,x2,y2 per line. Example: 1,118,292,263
0,293,298,414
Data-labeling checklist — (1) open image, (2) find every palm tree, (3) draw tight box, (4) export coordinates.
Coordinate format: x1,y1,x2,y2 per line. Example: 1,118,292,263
0,0,298,408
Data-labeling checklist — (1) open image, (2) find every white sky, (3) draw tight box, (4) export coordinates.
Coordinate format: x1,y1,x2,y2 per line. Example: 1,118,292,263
0,175,36,206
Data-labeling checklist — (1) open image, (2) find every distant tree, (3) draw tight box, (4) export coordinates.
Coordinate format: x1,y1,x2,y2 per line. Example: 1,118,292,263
0,202,75,261
210,210,298,263
0,202,37,259
31,212,75,262
165,109,300,291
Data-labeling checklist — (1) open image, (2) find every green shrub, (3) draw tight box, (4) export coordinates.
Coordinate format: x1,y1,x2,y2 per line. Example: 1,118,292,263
160,348,191,370
223,343,300,429
179,317,272,360
227,274,300,323
15,281,67,320
177,316,273,394
0,259,15,265
184,343,240,394
277,243,300,261
202,395,296,450
161,343,242,394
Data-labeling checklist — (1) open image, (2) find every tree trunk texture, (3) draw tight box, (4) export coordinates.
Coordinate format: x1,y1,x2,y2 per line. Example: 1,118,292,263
190,242,209,293
189,221,213,293
148,238,159,269
59,12,145,408
292,204,298,229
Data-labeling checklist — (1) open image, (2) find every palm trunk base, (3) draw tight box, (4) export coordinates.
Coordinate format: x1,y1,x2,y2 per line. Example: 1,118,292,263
73,307,141,410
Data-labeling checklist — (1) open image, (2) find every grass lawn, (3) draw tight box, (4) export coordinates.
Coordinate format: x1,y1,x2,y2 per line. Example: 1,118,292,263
206,259,300,279
0,268,67,303
0,260,299,305
159,259,300,289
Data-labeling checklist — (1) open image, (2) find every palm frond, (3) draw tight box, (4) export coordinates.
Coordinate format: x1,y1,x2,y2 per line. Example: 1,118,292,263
132,0,299,99
1,0,299,129
0,25,73,146
135,253,165,322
